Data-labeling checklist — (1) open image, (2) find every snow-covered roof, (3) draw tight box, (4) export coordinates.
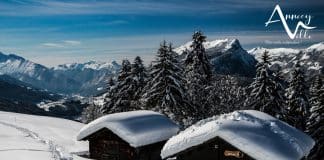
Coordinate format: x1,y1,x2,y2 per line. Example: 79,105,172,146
77,110,180,148
161,110,315,160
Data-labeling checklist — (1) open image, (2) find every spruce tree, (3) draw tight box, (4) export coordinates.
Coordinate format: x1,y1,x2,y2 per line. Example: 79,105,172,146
82,100,102,123
185,31,212,80
184,31,213,120
131,56,148,99
247,51,286,119
105,77,115,93
141,41,194,126
306,75,324,159
102,59,132,114
285,62,309,131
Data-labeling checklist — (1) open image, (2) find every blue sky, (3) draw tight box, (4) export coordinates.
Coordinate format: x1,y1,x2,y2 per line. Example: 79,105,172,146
0,0,323,67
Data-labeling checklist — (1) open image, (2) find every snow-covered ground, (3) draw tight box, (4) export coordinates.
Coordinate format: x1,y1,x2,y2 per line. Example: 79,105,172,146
0,111,89,160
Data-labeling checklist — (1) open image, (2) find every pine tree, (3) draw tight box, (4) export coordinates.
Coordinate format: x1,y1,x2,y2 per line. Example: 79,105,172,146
285,61,309,131
82,100,102,123
306,75,324,159
108,77,115,88
185,31,212,80
184,31,213,120
131,56,148,99
102,59,132,114
118,59,132,81
141,41,194,126
247,51,286,119
105,77,115,93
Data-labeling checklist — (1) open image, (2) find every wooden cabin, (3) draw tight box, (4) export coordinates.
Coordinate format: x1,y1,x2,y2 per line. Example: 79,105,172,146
161,110,315,160
77,110,179,160
172,136,254,160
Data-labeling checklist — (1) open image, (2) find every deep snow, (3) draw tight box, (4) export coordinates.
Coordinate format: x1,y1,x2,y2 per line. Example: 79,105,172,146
0,111,88,160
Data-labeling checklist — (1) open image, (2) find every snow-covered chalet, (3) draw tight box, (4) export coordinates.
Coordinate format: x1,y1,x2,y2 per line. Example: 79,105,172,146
161,110,315,160
77,110,180,160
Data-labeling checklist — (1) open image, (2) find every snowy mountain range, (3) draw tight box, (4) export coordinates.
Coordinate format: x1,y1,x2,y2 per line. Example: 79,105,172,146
0,40,323,97
52,60,120,95
176,39,324,78
175,39,257,77
0,52,120,95
249,42,324,77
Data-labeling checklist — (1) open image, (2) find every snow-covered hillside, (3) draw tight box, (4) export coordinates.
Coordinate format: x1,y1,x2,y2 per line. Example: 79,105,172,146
0,111,88,160
175,39,257,77
248,42,324,76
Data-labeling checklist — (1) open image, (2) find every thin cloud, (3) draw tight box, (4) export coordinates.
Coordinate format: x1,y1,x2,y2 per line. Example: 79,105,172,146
104,20,129,26
42,40,81,48
42,43,64,48
63,40,81,45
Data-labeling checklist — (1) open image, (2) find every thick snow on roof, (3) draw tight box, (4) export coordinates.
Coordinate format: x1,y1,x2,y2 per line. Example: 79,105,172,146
161,110,315,160
77,110,180,147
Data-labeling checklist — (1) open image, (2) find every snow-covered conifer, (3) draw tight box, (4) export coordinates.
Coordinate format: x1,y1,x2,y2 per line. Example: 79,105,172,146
82,100,102,123
142,41,194,126
285,61,310,131
247,51,286,119
184,31,212,80
306,75,324,159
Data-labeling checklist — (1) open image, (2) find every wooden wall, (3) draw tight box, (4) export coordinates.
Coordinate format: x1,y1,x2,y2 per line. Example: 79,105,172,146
87,128,165,160
173,137,255,160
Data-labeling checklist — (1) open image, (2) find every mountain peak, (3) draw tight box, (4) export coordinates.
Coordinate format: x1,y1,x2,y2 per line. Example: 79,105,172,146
0,52,26,62
227,39,241,49
174,38,243,54
307,42,324,52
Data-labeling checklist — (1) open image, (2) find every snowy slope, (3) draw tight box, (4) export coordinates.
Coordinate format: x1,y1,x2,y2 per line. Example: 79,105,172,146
161,110,314,160
0,124,52,160
0,111,89,160
175,39,257,77
248,42,324,76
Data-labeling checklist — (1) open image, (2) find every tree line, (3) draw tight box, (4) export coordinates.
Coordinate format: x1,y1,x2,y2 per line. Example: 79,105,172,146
82,31,323,159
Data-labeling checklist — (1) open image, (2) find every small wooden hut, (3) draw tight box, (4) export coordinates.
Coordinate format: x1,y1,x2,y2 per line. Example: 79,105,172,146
77,110,179,160
161,110,315,160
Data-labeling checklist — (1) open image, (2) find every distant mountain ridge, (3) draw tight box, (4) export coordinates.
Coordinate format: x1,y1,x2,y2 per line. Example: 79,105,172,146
0,52,120,96
0,52,80,94
248,42,324,77
52,60,121,95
